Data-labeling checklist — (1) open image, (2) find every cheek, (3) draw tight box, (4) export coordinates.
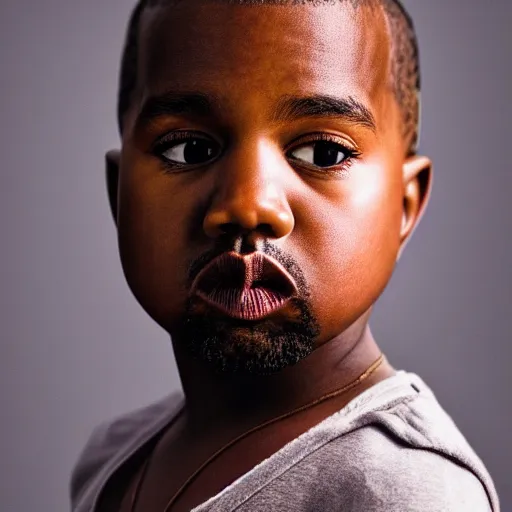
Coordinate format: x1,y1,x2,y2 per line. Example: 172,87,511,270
298,163,403,338
116,164,196,328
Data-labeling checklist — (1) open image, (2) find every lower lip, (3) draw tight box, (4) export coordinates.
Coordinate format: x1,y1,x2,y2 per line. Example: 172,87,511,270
195,287,291,321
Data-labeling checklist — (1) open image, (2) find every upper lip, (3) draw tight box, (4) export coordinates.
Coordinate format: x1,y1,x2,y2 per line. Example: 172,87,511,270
190,251,298,320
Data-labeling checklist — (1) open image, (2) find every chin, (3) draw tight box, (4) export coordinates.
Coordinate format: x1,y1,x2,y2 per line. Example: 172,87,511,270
177,298,320,376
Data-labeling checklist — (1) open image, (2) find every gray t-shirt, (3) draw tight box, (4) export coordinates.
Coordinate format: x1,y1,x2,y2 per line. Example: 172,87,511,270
70,371,500,511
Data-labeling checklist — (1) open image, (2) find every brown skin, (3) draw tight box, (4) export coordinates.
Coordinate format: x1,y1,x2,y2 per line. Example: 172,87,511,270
101,2,432,511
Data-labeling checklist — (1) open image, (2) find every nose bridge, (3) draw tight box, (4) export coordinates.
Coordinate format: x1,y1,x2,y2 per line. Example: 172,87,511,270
203,139,294,240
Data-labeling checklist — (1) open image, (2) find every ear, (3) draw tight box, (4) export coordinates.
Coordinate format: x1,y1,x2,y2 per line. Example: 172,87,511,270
105,149,121,226
398,155,433,258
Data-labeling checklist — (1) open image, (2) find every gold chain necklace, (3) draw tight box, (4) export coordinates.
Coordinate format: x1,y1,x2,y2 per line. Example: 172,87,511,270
130,353,384,512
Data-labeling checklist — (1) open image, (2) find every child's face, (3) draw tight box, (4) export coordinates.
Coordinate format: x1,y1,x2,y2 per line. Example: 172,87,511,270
111,1,429,371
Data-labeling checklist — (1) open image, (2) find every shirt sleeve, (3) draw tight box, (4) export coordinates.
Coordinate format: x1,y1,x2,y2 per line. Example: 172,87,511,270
69,393,182,511
315,425,493,512
69,421,114,511
347,444,492,511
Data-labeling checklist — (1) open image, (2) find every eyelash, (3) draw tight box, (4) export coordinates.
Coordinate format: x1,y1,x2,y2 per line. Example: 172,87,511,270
151,130,212,171
151,130,361,176
285,132,361,177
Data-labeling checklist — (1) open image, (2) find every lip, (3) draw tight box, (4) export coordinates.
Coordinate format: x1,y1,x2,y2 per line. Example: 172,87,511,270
190,251,299,321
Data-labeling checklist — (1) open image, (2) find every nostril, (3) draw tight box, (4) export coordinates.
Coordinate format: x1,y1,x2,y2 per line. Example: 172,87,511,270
219,223,240,236
256,223,276,239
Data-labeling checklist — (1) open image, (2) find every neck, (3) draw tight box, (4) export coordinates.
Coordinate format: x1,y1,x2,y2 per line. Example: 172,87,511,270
172,319,391,433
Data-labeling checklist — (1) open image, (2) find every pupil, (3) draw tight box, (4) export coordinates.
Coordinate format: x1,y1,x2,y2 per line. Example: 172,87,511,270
314,141,343,167
184,139,214,164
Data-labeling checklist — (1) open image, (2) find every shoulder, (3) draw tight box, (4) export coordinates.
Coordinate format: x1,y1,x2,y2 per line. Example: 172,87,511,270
295,424,493,511
290,372,498,511
69,393,183,511
326,425,492,511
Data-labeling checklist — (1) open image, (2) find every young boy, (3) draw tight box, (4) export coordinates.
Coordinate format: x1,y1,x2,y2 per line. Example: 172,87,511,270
70,0,500,510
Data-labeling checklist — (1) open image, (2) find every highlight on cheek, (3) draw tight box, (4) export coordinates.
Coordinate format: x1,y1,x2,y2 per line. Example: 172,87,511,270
350,161,389,209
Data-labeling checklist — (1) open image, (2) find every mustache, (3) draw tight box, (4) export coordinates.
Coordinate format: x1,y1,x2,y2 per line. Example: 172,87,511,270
187,237,310,298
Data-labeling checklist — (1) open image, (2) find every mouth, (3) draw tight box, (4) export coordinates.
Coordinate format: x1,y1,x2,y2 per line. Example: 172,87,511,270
189,251,299,321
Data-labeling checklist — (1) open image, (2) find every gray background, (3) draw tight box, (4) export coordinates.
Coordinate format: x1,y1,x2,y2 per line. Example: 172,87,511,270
0,0,510,510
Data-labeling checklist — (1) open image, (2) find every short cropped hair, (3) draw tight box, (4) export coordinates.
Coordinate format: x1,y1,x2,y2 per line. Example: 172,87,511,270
117,0,421,155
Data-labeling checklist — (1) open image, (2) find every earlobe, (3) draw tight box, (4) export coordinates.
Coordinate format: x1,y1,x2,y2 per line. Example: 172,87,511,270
105,149,121,226
399,155,433,256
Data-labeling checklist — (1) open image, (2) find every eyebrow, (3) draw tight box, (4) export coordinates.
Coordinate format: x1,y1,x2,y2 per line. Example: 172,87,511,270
135,91,376,132
135,92,214,130
273,95,376,131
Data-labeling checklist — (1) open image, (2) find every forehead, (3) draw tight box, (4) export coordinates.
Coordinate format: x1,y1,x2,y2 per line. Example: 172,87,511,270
135,1,392,123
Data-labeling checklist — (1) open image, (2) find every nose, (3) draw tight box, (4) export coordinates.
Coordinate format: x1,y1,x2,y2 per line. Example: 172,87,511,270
203,141,294,243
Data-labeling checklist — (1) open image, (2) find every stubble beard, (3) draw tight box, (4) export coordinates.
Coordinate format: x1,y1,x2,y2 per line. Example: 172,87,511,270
177,242,321,376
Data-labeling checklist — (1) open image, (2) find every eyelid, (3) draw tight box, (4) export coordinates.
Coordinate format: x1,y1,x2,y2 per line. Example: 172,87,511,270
285,132,360,154
152,130,358,153
151,129,217,152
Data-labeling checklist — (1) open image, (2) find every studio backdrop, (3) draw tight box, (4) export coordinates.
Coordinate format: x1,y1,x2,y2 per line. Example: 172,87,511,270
0,1,510,510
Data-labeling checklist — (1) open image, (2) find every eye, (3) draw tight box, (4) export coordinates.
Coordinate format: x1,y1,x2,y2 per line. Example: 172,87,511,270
288,140,352,168
155,134,221,167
